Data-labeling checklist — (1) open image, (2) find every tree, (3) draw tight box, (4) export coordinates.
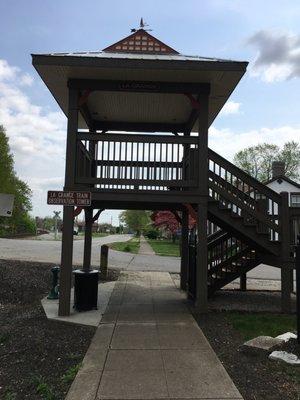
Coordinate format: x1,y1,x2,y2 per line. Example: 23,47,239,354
0,125,35,235
151,211,179,238
119,210,150,236
233,141,300,182
151,211,195,242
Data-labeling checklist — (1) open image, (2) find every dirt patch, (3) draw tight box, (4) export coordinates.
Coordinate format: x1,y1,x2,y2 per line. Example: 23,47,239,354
0,260,118,400
194,311,300,400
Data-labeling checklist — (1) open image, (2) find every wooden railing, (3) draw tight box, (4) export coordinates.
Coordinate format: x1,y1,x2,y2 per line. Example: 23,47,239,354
76,133,198,192
76,141,92,179
207,231,250,275
208,149,282,242
187,228,257,298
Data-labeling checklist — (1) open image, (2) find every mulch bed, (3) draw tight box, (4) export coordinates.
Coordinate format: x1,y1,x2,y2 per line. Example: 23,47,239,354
195,311,300,400
0,260,119,400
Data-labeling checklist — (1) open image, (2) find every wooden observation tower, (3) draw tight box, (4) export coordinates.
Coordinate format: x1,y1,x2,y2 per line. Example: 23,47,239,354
32,23,297,316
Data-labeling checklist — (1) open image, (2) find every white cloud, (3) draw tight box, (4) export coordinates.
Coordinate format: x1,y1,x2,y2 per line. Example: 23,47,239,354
0,59,18,80
247,30,300,82
0,58,66,216
19,73,34,86
209,125,300,161
220,101,241,115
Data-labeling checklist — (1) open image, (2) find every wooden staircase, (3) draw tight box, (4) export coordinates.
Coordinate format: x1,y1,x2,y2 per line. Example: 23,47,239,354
186,148,290,298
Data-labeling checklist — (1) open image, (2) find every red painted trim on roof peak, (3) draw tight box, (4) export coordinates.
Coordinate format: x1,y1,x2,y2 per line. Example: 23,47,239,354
102,29,179,55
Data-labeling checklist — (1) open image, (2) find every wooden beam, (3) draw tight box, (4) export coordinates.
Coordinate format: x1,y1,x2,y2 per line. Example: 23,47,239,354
195,93,209,312
91,201,184,211
83,208,93,272
68,79,211,95
93,120,185,133
180,209,189,291
90,190,204,204
280,191,292,313
80,103,95,130
240,272,247,291
184,92,211,134
59,87,78,317
77,177,197,187
78,132,198,144
95,160,182,168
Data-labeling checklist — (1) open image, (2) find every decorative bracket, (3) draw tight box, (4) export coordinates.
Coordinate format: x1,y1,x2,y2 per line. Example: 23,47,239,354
92,209,104,223
171,210,182,225
184,203,197,220
74,207,83,218
78,90,92,107
184,93,201,110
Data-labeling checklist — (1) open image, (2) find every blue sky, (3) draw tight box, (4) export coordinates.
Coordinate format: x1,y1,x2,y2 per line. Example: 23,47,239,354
0,0,300,222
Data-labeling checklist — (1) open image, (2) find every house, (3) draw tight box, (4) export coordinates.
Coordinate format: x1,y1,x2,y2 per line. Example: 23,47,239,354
266,161,300,244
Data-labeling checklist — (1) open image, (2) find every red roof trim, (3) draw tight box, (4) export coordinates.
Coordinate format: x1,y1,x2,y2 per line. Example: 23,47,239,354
102,29,179,54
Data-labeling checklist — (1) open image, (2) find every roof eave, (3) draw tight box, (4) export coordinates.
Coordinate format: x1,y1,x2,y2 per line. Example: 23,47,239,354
265,176,300,189
31,53,248,72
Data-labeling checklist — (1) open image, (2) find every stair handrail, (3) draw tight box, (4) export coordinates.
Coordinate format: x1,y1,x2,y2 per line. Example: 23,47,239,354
208,148,282,204
208,176,280,232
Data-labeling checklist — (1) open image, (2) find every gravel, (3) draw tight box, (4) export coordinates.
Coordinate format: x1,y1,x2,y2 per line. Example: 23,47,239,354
0,259,118,400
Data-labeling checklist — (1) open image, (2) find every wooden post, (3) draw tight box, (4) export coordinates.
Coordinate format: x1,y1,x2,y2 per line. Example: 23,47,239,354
296,237,300,344
58,88,78,317
100,244,109,280
180,209,189,290
280,191,292,313
83,207,93,272
240,272,247,291
196,201,208,311
195,92,209,312
257,197,269,234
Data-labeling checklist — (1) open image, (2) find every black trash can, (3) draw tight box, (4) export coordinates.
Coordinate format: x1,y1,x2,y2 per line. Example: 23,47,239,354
73,269,99,311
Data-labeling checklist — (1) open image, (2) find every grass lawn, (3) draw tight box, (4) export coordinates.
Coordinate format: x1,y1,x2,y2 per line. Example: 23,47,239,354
227,312,300,389
109,237,140,254
227,312,297,341
92,232,110,238
147,238,180,257
78,232,109,238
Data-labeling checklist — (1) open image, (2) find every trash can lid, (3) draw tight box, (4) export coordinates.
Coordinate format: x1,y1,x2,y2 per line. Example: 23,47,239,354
73,269,99,275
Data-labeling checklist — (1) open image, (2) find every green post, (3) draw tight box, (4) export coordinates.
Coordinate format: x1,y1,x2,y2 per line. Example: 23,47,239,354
47,266,60,299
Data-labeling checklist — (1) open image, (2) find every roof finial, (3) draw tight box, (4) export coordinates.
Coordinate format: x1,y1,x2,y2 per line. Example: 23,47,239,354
131,18,152,33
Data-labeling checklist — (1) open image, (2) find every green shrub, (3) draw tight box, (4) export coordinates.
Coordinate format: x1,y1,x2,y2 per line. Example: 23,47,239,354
144,228,159,239
31,375,56,400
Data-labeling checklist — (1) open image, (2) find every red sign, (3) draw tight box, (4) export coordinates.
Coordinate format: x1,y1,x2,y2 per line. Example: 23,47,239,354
47,191,91,206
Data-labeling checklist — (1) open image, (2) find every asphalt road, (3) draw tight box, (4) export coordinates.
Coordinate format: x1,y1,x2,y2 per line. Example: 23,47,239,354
0,234,284,280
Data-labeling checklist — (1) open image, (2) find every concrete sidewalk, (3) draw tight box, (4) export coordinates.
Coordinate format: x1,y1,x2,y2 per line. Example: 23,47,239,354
138,235,155,255
66,271,243,400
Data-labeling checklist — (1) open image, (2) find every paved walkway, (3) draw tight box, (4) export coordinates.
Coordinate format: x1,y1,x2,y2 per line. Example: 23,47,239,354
0,235,290,283
66,271,243,400
138,235,155,255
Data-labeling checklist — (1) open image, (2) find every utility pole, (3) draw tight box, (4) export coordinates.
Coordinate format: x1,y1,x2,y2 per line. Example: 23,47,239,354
53,211,61,240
